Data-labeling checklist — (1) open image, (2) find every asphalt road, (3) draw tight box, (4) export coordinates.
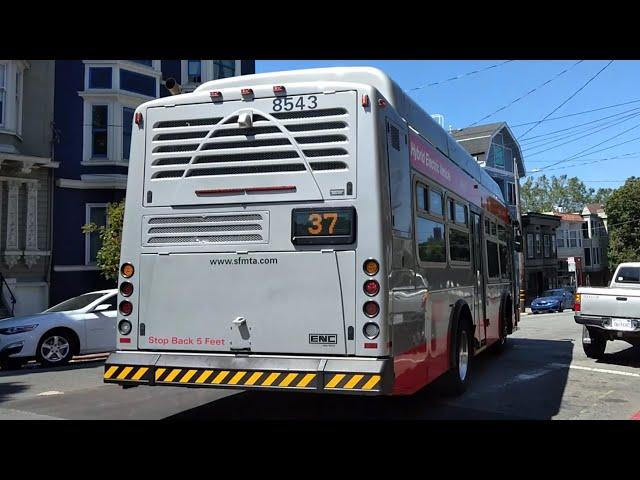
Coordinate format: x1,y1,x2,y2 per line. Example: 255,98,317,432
1,311,639,420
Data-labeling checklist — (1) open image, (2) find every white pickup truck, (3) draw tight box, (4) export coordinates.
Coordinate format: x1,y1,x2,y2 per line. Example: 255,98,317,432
575,262,640,358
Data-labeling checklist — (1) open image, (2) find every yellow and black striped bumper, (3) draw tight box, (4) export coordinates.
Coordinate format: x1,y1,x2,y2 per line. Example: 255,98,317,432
103,352,391,395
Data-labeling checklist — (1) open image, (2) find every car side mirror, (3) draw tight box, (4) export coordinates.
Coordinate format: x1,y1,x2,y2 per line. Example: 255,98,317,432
93,304,112,312
514,235,523,252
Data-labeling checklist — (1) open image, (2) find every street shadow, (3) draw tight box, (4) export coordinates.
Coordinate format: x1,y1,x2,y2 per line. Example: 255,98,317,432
168,338,573,420
596,344,640,368
0,382,29,403
0,359,105,377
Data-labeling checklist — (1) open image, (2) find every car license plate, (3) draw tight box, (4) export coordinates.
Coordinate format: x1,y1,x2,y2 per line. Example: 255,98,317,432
611,318,634,330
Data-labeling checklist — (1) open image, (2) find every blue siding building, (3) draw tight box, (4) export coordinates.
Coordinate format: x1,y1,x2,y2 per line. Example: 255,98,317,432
50,60,255,304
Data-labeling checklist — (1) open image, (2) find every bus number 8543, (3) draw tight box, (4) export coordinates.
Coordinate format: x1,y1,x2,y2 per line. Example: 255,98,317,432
272,96,318,111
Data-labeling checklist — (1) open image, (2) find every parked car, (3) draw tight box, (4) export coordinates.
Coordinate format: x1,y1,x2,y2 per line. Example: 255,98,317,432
0,289,117,370
531,289,574,314
575,262,640,359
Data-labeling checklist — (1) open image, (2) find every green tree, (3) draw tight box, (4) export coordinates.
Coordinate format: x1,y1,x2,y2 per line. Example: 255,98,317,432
605,177,640,269
520,174,613,213
82,199,125,281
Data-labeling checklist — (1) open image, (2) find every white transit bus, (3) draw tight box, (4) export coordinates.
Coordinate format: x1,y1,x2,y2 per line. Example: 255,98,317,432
104,67,520,396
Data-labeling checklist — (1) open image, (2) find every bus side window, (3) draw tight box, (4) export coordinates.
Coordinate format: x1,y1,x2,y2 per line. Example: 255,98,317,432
486,240,500,279
387,121,411,237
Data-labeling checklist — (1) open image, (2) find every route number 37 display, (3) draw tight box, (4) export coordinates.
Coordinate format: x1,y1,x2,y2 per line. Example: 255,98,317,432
291,207,356,245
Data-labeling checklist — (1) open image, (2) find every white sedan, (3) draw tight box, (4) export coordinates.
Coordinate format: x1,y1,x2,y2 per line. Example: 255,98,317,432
0,289,118,370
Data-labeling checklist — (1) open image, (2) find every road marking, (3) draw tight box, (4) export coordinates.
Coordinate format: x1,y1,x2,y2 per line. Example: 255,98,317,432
550,363,640,378
37,391,64,396
515,369,553,381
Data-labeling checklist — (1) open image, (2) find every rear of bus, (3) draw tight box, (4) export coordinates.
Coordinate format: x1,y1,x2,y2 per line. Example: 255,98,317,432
104,69,395,395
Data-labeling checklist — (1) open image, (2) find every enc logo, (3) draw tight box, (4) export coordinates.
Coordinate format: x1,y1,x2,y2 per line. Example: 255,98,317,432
309,334,338,345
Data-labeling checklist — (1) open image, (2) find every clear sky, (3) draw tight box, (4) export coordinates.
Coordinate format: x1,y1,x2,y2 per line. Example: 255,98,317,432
257,60,640,190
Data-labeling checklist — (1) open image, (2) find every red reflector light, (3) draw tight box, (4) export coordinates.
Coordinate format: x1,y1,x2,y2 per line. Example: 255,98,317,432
364,342,378,349
119,300,133,316
364,280,380,296
210,91,222,98
362,94,370,107
378,99,387,108
273,85,285,93
119,282,134,297
119,337,131,344
134,112,142,126
241,88,253,95
363,301,380,318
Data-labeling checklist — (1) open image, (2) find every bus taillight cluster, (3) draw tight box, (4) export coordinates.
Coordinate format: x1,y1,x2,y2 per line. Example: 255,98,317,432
118,262,135,337
362,259,380,340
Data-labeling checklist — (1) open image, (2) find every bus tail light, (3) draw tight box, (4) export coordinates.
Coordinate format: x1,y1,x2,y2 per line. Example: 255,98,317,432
241,88,254,96
119,301,133,316
118,320,132,335
363,259,379,276
363,322,380,339
121,263,135,278
273,85,285,93
362,94,370,107
363,301,379,318
574,293,581,312
120,282,133,297
364,280,380,296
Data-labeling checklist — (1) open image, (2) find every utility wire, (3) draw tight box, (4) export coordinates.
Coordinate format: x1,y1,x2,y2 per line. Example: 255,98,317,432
531,134,640,172
460,61,584,129
522,111,640,150
408,60,515,91
523,112,640,157
518,60,614,139
527,154,640,172
512,98,640,127
519,106,640,143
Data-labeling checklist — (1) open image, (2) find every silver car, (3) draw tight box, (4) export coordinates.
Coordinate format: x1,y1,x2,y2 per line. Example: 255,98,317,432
0,289,117,370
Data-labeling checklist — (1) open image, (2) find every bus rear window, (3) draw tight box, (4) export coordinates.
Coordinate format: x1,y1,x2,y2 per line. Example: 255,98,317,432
616,267,640,283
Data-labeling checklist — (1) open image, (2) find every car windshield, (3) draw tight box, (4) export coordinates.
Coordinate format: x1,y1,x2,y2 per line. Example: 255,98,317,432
44,293,105,312
541,290,564,297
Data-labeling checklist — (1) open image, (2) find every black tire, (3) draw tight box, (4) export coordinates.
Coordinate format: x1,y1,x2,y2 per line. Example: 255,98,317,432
493,301,511,355
442,318,473,396
36,329,77,367
582,326,606,359
0,358,25,370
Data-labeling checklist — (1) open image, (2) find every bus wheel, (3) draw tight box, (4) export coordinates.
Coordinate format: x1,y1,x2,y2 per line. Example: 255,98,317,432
443,319,472,396
493,300,511,355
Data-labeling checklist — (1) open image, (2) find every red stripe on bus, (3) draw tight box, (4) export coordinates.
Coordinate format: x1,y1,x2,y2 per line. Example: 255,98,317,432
195,185,297,196
119,338,131,344
631,411,640,420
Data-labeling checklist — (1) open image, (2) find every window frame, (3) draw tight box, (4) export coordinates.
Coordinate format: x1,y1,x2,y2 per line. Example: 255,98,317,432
485,212,509,281
535,233,542,256
0,60,26,135
91,104,109,158
414,179,447,268
543,234,550,258
85,203,108,266
527,233,534,259
445,192,471,267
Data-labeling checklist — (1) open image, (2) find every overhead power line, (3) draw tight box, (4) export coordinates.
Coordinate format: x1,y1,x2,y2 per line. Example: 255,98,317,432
531,134,640,172
463,60,584,129
519,106,640,143
408,60,515,91
522,112,640,157
511,98,640,127
518,60,614,139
